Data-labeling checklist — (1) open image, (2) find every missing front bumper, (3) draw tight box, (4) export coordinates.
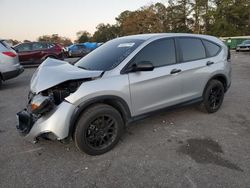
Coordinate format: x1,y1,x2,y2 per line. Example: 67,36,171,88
16,101,76,143
16,110,35,136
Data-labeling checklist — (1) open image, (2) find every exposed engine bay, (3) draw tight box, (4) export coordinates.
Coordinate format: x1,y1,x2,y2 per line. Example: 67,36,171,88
40,79,89,105
17,58,104,137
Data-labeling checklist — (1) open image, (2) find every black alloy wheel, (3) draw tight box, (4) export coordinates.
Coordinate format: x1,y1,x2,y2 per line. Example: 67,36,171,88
85,115,118,150
74,104,124,155
208,85,224,110
200,80,225,113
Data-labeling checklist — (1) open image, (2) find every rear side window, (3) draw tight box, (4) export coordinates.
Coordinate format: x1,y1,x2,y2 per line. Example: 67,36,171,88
132,38,176,67
178,38,206,62
203,40,221,57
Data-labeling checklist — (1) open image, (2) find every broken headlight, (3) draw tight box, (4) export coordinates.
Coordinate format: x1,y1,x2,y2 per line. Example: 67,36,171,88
30,94,54,115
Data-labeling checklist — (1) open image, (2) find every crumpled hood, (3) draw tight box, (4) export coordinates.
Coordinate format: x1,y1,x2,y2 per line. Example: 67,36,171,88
30,58,103,93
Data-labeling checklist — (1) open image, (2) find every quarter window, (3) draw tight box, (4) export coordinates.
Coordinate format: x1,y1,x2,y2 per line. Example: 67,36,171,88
179,38,206,62
203,40,221,57
132,39,176,67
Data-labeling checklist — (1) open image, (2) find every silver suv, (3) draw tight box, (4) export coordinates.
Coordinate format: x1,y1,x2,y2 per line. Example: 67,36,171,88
0,39,24,86
17,33,231,155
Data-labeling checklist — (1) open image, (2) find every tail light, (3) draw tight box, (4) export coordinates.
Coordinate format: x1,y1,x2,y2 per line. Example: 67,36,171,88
2,51,17,57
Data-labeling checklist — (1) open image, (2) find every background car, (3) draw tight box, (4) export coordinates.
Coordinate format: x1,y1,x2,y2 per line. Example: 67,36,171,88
67,44,91,57
236,40,250,52
67,42,100,57
14,42,65,66
0,39,23,86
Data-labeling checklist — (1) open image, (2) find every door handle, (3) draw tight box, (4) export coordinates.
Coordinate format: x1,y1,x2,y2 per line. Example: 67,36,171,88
206,61,214,66
170,69,181,74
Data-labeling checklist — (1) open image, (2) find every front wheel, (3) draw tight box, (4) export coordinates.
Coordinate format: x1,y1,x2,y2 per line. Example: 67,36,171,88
74,104,124,155
200,80,225,113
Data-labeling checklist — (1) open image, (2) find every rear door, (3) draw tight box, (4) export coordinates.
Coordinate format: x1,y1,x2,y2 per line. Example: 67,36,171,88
15,43,33,63
31,42,48,62
176,37,219,101
127,38,184,116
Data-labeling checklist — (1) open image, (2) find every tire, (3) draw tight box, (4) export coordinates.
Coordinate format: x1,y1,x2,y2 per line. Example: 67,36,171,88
200,80,224,113
74,104,124,155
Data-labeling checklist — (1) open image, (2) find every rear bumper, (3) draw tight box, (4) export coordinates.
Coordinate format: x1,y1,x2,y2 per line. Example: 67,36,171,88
2,65,24,80
16,101,76,142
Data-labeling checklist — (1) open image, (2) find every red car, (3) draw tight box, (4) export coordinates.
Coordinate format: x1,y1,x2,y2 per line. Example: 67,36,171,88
14,42,65,66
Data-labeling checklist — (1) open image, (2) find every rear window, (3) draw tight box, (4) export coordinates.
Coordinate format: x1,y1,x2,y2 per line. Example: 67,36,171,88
75,38,144,71
178,38,206,62
203,40,221,57
0,40,12,49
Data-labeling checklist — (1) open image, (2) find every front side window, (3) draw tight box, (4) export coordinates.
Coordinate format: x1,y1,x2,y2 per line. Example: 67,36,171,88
131,38,176,67
75,38,144,71
179,38,206,62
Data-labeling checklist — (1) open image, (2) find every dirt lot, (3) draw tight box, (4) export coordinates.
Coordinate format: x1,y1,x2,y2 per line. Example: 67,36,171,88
0,53,250,187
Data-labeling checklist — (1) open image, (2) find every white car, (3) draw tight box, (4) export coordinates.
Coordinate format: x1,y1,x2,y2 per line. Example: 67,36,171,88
0,39,24,86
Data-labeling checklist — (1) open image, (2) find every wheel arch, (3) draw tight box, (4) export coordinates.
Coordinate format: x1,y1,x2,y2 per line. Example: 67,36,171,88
69,95,132,138
204,74,228,95
43,54,57,60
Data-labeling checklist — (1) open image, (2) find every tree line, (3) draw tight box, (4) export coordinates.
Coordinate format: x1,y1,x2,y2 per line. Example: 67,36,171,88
78,0,250,43
8,0,250,46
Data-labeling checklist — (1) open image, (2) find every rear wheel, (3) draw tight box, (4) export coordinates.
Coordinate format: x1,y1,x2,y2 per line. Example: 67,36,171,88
200,80,224,113
74,104,124,155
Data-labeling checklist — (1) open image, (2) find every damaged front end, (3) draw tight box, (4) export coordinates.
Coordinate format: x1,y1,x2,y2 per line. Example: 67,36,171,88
16,58,103,142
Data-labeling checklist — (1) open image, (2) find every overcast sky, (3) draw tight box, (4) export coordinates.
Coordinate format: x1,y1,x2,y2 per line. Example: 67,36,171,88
0,0,162,41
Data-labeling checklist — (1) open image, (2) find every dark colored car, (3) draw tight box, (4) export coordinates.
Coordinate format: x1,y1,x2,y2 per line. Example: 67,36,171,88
67,44,91,57
14,42,65,65
236,40,250,52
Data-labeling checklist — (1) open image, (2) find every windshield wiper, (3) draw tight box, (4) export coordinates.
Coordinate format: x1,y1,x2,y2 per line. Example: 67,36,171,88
77,66,89,70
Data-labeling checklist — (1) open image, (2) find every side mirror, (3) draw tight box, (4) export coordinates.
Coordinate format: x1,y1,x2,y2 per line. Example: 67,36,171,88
127,61,154,73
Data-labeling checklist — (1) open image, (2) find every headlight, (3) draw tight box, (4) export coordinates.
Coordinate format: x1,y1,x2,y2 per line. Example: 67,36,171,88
30,94,54,115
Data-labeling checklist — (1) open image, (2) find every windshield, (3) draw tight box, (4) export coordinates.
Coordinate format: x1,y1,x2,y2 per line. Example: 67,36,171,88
75,38,144,71
242,40,250,44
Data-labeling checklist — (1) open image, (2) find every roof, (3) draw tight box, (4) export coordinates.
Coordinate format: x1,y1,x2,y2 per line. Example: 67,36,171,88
118,33,224,45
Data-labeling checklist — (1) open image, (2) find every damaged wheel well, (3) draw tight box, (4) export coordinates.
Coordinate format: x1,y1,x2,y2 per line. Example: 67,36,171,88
69,96,131,138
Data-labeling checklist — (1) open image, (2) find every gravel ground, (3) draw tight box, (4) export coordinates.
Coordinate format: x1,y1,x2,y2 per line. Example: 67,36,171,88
0,53,250,187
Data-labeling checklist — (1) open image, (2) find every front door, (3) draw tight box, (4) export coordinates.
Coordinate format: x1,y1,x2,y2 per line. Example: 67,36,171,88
127,38,183,116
